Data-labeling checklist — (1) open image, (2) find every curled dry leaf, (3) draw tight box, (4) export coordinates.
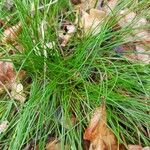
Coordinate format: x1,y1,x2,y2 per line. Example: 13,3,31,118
59,23,76,47
80,9,106,35
0,120,8,134
103,0,118,14
0,61,26,102
128,145,142,150
0,61,16,93
83,100,123,150
2,22,22,44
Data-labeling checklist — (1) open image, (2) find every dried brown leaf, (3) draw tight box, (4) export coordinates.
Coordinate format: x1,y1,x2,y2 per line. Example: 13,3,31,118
2,22,22,44
103,0,118,14
59,23,76,47
0,61,26,102
0,61,16,93
80,9,106,35
128,145,142,150
83,100,122,150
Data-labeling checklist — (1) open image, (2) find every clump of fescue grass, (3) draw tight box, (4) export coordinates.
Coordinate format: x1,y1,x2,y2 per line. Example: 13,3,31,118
0,0,150,149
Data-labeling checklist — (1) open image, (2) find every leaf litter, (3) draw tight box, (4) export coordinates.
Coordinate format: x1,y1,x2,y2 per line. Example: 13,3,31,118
0,0,150,149
0,61,26,102
83,98,124,150
73,0,150,63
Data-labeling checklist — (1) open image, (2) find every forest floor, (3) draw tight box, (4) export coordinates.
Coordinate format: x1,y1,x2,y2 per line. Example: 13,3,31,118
0,0,150,150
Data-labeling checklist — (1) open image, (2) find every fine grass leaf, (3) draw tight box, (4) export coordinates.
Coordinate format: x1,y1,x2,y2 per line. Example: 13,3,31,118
46,139,69,150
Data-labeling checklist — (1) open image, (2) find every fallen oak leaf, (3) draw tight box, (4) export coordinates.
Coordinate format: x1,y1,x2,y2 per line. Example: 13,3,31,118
0,61,26,102
84,98,123,150
103,0,118,14
59,22,76,47
0,61,16,93
128,145,142,150
90,9,106,20
1,22,22,44
80,9,106,35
